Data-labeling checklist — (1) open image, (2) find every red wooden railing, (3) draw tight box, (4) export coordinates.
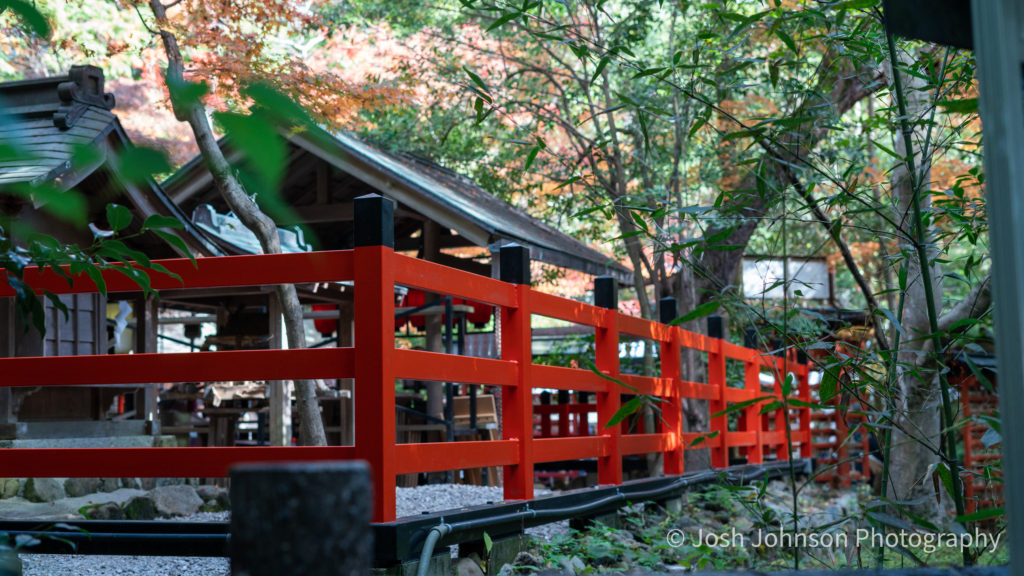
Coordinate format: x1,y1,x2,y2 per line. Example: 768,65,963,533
0,195,816,523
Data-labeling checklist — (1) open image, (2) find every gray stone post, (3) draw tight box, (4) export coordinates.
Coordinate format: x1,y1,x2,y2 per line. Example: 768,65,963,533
230,461,372,576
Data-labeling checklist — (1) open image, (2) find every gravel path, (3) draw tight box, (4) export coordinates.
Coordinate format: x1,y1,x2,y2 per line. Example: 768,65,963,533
19,485,569,575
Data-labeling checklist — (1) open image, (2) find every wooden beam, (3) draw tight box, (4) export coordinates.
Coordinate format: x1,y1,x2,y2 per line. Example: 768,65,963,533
395,234,478,252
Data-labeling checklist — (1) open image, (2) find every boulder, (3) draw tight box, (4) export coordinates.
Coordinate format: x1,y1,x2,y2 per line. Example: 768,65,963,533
155,478,185,488
123,496,157,520
99,478,120,493
82,502,124,520
196,485,230,510
0,478,19,499
24,478,65,503
150,485,203,517
456,557,484,576
64,477,100,498
121,478,141,490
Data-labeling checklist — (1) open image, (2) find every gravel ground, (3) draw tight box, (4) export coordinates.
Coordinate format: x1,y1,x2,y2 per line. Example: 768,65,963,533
395,484,571,542
18,484,569,575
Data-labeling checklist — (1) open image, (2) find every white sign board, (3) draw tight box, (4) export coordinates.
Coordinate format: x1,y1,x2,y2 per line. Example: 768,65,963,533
742,257,830,300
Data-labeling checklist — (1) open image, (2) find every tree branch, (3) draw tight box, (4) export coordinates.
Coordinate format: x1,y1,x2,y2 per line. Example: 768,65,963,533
937,274,992,333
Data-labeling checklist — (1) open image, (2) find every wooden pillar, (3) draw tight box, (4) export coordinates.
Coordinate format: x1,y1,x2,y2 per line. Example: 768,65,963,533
353,194,398,522
338,301,355,446
422,220,444,423
134,297,160,432
707,316,728,468
659,297,684,475
594,276,622,486
268,294,291,447
500,244,533,500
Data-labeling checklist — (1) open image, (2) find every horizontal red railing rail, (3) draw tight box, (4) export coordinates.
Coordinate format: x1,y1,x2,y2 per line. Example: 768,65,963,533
0,195,819,523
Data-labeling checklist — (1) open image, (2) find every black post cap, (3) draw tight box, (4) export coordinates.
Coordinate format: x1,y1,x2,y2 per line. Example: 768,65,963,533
659,297,677,325
499,244,530,285
557,390,570,405
594,276,617,310
797,350,809,364
744,327,758,350
707,315,724,339
540,391,551,405
578,391,590,403
353,194,394,248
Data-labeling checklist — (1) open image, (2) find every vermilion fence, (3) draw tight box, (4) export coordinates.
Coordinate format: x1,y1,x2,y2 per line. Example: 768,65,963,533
0,195,814,523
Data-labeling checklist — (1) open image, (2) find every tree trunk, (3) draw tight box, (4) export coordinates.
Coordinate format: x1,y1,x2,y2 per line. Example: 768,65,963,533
887,47,942,518
150,0,326,447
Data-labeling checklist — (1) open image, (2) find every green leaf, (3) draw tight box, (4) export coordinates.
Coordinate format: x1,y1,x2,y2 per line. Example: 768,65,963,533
106,204,133,232
153,230,197,266
7,183,87,227
876,308,906,337
486,11,519,31
781,372,794,397
819,366,838,402
244,82,315,127
632,67,667,79
524,146,541,171
141,214,185,230
774,29,797,54
937,98,978,115
148,262,183,285
165,74,209,108
722,128,766,141
711,396,775,419
214,112,287,192
955,508,1004,523
1,0,51,37
463,66,490,96
831,0,878,9
689,430,719,447
670,300,719,325
786,398,830,410
116,147,171,183
605,396,644,428
483,531,493,555
591,57,610,83
71,261,107,296
585,360,637,392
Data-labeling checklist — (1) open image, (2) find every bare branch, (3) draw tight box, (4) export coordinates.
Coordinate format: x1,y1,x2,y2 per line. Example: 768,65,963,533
937,274,992,333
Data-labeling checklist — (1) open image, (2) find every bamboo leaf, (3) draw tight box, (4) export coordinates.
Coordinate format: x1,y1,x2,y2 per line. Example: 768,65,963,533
605,396,644,428
670,300,719,325
711,396,775,418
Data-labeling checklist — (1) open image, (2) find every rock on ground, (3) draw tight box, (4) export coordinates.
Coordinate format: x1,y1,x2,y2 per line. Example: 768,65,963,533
23,478,64,503
64,477,100,498
1,478,18,499
150,485,204,517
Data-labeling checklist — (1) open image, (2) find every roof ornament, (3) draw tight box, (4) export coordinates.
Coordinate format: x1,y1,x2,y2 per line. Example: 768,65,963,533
53,65,116,130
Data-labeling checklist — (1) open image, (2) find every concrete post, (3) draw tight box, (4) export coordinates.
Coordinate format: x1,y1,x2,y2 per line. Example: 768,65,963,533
230,461,372,576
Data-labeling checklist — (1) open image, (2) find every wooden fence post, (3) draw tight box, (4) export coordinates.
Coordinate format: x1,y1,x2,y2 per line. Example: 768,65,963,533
500,244,534,501
798,350,812,459
353,194,397,522
230,461,372,576
659,297,684,475
707,316,728,468
744,360,763,464
595,276,622,486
